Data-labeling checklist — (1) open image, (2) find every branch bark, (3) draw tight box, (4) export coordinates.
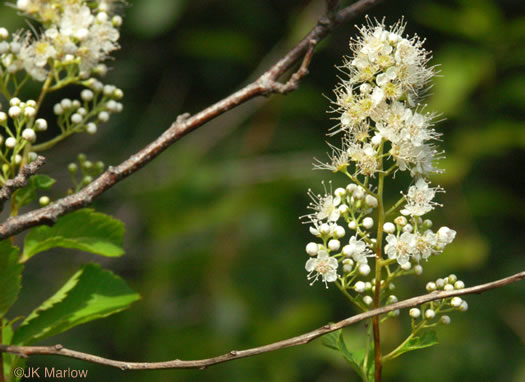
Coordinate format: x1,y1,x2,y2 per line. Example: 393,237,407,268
0,156,46,212
1,271,523,371
0,0,384,240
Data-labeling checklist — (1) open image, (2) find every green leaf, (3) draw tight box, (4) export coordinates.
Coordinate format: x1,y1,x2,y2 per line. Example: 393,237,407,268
12,264,140,345
22,209,125,261
323,330,366,380
392,331,439,359
0,240,23,317
13,175,55,209
2,318,23,378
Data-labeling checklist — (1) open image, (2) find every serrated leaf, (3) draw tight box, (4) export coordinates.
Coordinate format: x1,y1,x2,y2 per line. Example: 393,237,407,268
22,209,125,261
12,264,140,345
0,240,23,317
323,330,366,380
391,331,439,359
13,175,55,209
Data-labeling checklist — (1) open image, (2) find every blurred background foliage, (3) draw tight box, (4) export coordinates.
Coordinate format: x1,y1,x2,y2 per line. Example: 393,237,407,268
2,0,524,380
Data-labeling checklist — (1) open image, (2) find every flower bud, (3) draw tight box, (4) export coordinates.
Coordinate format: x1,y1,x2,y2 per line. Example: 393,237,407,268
394,216,407,226
5,137,16,148
358,263,371,276
362,217,374,229
450,297,462,307
338,204,348,214
426,282,436,292
354,281,366,293
71,113,82,124
342,259,354,273
8,106,21,118
365,195,378,208
414,265,423,275
35,118,47,131
22,128,36,142
440,315,451,325
383,222,395,234
39,196,50,206
424,309,436,319
334,225,345,239
306,242,318,256
387,295,398,304
334,187,346,198
409,308,421,318
454,280,465,290
86,122,97,135
328,239,340,251
437,226,456,244
363,296,373,306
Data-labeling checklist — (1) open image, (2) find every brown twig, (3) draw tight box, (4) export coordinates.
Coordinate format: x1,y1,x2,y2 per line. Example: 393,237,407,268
0,156,46,212
0,0,384,240
1,271,523,371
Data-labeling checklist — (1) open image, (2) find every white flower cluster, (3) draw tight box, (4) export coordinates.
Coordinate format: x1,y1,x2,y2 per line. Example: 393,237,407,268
329,18,441,177
409,274,468,324
0,0,122,81
303,182,378,288
52,81,124,135
0,97,45,166
302,19,457,288
382,178,454,266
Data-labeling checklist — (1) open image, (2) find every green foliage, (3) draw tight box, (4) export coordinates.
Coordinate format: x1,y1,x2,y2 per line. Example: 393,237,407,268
389,331,438,360
0,241,22,318
323,329,373,381
12,175,55,210
22,209,125,262
12,264,140,346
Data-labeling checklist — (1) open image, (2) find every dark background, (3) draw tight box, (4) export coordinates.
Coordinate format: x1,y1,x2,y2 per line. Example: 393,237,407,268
2,0,524,380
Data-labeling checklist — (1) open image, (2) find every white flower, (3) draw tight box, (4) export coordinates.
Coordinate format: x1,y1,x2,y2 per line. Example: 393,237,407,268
19,36,57,81
342,236,373,264
413,230,438,261
348,142,379,176
437,226,456,244
303,184,341,224
384,232,416,265
305,251,339,288
313,139,350,173
401,178,442,217
59,4,94,41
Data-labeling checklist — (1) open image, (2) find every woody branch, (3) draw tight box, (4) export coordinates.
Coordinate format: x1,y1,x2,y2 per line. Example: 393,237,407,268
0,0,385,240
1,271,523,371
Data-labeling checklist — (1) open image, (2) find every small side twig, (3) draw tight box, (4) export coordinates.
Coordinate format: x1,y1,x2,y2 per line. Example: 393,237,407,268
1,271,523,371
0,156,46,212
261,39,318,95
